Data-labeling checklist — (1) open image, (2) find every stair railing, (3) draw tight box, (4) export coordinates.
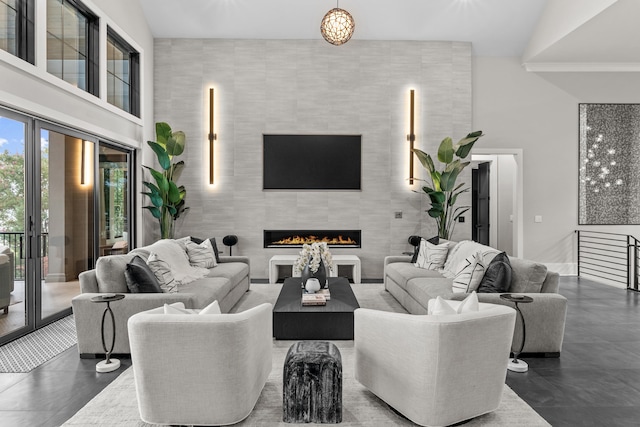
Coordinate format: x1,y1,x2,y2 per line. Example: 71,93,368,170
575,230,639,292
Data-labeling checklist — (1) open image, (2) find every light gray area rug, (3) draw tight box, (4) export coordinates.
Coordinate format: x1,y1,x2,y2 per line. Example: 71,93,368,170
63,283,550,426
0,314,76,373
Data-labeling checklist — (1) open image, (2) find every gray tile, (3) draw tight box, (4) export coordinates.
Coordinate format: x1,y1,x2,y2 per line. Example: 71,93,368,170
150,39,473,279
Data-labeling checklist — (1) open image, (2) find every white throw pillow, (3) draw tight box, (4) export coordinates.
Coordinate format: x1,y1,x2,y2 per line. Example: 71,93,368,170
428,296,457,315
428,293,479,315
414,239,450,270
442,240,499,279
147,252,178,293
163,302,191,314
185,239,217,268
452,251,486,293
163,301,220,315
145,240,209,287
456,291,479,314
199,300,221,315
174,236,192,248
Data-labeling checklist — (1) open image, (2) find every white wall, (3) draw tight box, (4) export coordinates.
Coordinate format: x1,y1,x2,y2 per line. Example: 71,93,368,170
0,0,155,246
473,56,640,276
497,155,516,254
473,56,578,272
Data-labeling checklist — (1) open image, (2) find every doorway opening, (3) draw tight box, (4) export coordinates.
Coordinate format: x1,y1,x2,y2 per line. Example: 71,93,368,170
472,162,491,246
471,150,523,257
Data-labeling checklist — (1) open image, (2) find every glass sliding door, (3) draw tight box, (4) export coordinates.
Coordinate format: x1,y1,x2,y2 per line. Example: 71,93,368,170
0,109,134,346
37,123,95,323
99,143,131,256
0,110,30,342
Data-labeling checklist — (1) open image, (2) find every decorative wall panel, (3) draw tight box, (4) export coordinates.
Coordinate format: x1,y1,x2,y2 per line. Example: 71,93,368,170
579,104,640,225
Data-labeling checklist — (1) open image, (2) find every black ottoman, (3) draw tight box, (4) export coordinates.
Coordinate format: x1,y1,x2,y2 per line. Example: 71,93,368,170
283,341,342,423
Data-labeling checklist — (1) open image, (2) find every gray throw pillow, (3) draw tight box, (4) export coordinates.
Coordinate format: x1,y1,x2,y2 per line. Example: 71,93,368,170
509,257,547,293
190,236,221,263
476,252,512,293
184,240,217,268
124,256,163,293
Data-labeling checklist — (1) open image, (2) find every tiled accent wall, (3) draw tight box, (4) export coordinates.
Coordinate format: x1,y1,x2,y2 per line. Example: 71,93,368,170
152,39,472,280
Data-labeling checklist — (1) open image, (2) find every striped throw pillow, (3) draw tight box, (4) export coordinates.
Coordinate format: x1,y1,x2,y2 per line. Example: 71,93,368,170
414,239,449,270
147,251,178,293
452,251,486,293
185,239,217,268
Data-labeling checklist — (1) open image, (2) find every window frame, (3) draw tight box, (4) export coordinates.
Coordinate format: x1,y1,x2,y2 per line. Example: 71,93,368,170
46,0,99,97
106,26,140,118
1,0,35,64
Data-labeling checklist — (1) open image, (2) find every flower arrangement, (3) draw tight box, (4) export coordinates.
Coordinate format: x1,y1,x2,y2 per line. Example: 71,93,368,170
294,242,334,274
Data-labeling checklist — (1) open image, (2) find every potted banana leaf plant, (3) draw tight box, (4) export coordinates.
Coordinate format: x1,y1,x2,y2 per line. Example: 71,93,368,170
142,122,189,239
412,130,483,240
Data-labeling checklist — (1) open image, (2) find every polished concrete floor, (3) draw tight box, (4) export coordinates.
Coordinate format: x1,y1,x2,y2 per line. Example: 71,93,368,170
0,276,638,426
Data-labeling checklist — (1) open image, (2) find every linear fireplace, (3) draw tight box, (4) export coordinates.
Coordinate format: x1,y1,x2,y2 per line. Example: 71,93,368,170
264,230,361,248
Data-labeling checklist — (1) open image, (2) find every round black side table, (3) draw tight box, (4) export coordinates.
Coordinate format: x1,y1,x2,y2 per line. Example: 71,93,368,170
90,294,125,373
500,293,533,373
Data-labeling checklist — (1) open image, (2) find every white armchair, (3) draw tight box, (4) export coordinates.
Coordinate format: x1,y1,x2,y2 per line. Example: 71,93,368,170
128,303,273,426
354,302,516,427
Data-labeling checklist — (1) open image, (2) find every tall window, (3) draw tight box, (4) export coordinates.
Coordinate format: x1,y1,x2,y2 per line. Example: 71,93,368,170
46,0,98,96
0,0,34,64
107,27,139,117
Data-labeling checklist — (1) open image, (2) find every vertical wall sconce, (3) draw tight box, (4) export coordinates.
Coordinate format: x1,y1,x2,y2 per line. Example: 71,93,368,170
209,88,217,185
80,140,92,186
407,89,416,185
80,139,86,185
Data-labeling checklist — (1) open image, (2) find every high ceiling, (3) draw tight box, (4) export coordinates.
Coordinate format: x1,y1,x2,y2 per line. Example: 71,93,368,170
136,0,548,56
137,0,640,70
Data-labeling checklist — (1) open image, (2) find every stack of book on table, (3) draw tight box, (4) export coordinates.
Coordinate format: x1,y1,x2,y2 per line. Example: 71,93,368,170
302,293,327,306
318,288,330,300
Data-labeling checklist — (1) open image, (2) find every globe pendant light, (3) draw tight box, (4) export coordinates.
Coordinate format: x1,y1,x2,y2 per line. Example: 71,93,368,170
321,2,355,46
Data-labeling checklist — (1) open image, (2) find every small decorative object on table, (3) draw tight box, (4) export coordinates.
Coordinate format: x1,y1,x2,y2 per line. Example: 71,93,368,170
90,293,125,373
305,277,321,294
500,293,534,373
295,242,334,288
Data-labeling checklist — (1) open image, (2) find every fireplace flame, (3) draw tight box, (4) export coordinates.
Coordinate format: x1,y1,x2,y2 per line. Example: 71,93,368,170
272,234,357,246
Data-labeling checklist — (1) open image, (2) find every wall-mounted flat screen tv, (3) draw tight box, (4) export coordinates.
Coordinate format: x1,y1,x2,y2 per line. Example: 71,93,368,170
263,134,362,190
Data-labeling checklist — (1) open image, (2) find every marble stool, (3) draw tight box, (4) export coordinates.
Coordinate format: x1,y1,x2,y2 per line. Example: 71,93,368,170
283,341,342,423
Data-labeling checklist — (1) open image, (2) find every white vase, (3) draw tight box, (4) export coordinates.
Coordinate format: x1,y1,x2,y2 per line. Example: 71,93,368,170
305,278,321,293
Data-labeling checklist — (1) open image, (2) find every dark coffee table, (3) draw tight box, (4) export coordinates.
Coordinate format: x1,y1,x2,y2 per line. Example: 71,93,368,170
273,277,360,340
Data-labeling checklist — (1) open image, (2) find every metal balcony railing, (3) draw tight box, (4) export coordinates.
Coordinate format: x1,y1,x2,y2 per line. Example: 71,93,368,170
0,232,48,280
575,230,639,292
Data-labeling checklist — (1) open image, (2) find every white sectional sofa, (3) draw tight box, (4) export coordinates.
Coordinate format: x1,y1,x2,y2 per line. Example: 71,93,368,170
72,238,250,357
